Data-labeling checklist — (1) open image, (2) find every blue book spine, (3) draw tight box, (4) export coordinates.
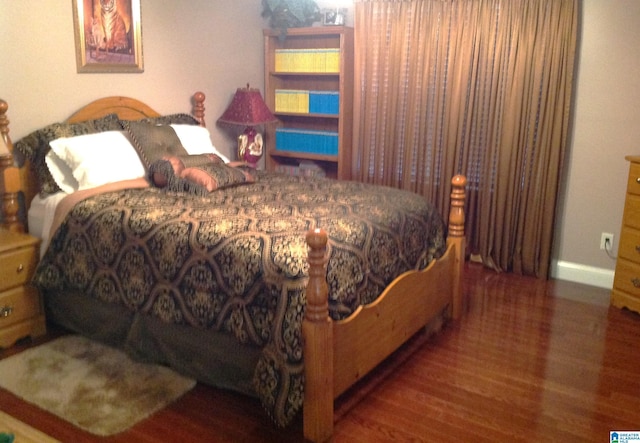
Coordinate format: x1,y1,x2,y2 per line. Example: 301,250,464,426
276,128,338,155
309,91,339,115
309,91,322,114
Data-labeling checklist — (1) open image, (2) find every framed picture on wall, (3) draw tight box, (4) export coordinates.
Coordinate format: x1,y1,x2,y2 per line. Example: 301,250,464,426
73,0,143,73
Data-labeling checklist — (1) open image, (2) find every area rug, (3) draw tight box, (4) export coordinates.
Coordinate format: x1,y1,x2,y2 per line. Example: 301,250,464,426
0,335,196,436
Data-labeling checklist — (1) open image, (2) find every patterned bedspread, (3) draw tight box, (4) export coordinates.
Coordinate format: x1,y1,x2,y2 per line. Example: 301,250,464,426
33,171,446,426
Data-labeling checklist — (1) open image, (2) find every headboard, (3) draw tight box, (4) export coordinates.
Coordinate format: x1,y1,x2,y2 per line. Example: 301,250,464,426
0,92,206,233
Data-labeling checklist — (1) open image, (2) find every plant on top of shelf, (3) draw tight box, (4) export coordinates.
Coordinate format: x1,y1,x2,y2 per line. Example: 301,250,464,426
261,0,321,37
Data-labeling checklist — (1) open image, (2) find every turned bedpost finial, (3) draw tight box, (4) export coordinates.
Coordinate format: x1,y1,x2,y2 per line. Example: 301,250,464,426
0,98,11,162
449,175,466,238
305,228,329,322
193,92,206,127
303,227,334,442
0,99,23,232
0,99,9,140
448,174,466,319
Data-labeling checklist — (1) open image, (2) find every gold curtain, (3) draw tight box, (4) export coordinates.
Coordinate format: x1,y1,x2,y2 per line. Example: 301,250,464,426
353,0,578,278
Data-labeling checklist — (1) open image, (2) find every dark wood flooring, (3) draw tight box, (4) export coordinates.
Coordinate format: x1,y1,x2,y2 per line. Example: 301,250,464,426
1,263,639,442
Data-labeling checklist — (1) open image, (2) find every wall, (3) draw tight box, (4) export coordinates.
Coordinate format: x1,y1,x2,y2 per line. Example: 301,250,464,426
0,0,266,160
552,0,640,288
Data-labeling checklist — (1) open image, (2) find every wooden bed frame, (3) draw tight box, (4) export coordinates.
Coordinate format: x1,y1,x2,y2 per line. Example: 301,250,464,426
0,94,465,442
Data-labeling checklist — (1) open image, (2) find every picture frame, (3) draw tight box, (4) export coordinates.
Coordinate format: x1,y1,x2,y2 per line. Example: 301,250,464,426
322,8,346,26
73,0,143,73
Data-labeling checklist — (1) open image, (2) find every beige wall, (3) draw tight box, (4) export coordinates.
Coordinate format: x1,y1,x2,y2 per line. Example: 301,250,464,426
553,0,640,287
2,0,637,289
0,0,266,161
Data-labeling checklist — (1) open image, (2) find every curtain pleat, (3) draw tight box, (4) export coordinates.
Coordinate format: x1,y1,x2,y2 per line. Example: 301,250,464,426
353,0,578,278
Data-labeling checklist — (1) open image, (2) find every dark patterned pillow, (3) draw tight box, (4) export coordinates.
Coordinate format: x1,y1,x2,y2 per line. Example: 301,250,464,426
149,154,255,195
120,113,200,127
181,163,256,193
149,154,222,188
124,121,189,169
13,114,121,195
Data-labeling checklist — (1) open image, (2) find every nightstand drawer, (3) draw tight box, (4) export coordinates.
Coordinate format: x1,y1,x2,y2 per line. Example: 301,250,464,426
0,246,38,291
623,194,640,231
0,285,41,328
618,226,640,264
627,162,640,196
613,258,640,296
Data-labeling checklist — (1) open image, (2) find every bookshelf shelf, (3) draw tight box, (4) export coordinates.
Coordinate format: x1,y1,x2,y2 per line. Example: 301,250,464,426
264,26,353,180
274,112,340,119
271,151,338,162
270,72,339,77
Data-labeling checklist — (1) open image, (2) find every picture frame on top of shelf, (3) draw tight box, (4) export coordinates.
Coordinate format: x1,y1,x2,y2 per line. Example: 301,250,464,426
322,8,346,26
73,0,144,73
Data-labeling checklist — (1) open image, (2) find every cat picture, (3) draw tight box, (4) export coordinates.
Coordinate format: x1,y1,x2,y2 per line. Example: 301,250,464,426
74,0,143,71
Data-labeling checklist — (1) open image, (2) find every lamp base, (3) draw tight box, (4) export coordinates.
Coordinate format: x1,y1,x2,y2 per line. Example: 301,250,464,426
237,126,264,168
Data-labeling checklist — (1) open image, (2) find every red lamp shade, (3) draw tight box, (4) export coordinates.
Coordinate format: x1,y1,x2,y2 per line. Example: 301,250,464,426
218,85,277,126
217,85,278,167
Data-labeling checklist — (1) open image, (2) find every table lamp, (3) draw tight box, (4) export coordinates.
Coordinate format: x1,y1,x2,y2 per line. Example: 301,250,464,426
217,84,278,168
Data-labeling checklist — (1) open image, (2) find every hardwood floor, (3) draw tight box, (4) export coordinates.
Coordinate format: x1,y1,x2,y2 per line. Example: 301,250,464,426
1,263,639,442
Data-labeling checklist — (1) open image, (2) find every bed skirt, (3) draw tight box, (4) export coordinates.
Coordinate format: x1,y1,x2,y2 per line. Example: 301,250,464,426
44,290,261,397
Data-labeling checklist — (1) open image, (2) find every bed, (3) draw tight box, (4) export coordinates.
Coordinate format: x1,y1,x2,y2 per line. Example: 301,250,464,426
0,93,466,442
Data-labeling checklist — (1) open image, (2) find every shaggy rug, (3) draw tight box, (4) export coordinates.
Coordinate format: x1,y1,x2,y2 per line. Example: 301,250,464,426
0,335,196,436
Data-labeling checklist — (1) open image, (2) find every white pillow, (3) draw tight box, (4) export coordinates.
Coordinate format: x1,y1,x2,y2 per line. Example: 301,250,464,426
48,131,146,191
45,150,78,194
171,124,231,163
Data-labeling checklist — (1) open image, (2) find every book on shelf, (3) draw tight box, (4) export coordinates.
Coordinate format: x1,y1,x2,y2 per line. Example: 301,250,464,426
275,128,339,156
275,89,339,115
275,160,327,177
274,48,340,73
298,160,326,177
275,89,309,114
309,91,339,115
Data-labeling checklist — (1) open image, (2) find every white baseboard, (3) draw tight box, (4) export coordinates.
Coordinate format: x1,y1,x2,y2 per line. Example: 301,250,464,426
550,260,614,289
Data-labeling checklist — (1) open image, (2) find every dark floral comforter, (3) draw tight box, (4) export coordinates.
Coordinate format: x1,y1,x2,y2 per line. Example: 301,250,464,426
33,171,446,427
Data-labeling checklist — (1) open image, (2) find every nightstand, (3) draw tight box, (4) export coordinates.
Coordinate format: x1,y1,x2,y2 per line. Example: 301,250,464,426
0,229,46,348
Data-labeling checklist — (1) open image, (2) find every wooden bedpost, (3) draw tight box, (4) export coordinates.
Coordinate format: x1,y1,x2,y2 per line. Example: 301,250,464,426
0,99,23,233
303,228,333,443
448,175,466,319
193,92,206,127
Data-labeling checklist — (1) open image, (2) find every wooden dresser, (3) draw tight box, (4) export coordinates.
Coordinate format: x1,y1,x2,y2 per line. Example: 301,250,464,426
611,155,640,314
0,229,46,347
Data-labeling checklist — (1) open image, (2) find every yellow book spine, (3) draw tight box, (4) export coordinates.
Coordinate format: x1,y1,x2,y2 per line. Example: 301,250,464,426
312,49,324,72
299,90,309,113
301,49,312,72
285,90,295,112
286,49,294,72
317,49,328,73
275,50,284,72
277,49,297,72
325,48,340,73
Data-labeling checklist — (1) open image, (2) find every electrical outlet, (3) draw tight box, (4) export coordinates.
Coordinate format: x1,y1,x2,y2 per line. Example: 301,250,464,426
600,232,614,250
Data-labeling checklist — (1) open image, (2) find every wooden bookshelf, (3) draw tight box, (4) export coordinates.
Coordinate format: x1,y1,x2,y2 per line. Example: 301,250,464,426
263,26,353,180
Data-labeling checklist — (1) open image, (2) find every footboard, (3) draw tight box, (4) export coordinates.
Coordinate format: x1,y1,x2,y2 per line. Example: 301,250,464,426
303,175,466,442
